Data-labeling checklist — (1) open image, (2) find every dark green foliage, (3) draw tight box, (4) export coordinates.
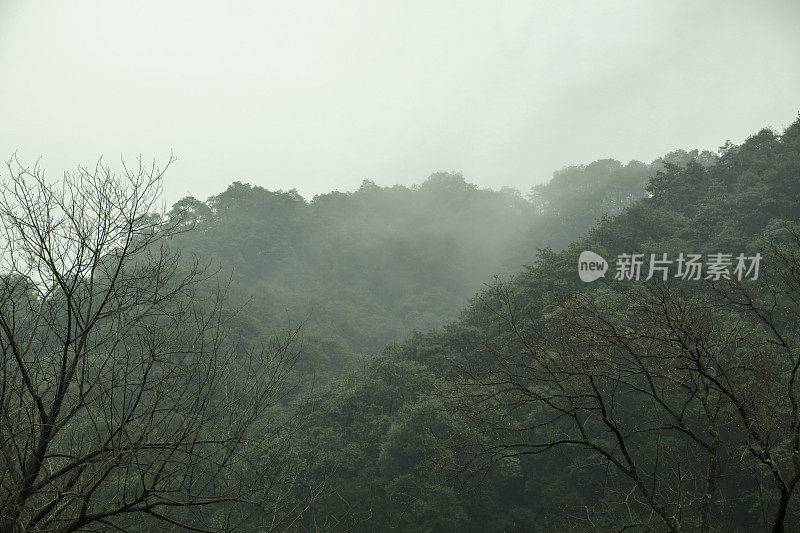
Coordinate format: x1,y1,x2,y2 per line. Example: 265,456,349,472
169,163,661,362
160,116,800,530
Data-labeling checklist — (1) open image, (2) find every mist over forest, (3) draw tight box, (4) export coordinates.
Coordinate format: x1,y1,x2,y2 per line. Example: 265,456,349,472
2,2,800,532
169,149,703,357
160,124,800,531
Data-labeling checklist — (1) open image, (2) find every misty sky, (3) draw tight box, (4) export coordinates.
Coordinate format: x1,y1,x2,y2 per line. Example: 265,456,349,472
1,0,799,204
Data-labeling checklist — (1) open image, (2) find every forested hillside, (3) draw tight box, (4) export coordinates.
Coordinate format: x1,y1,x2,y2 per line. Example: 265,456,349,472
254,119,799,531
3,118,791,532
168,150,709,371
5,3,797,531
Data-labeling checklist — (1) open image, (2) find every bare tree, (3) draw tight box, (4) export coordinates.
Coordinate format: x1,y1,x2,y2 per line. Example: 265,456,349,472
446,231,800,532
0,157,311,532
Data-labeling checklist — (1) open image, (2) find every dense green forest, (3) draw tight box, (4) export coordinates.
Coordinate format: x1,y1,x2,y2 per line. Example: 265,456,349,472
167,149,714,373
2,117,798,532
5,2,799,530
163,119,795,531
126,119,789,531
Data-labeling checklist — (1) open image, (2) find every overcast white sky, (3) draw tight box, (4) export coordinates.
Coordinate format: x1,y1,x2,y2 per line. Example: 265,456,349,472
1,0,799,204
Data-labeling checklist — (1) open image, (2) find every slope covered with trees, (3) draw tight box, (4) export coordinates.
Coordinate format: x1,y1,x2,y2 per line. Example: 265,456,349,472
168,152,698,374
272,118,800,531
6,116,790,531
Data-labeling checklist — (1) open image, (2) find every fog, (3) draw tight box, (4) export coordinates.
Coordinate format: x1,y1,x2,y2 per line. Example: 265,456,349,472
1,0,798,202
4,3,800,531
